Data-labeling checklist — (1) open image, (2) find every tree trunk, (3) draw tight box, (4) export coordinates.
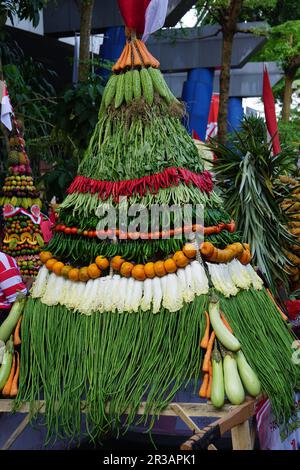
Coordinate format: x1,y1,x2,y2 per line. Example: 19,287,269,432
282,72,295,123
217,0,243,144
78,0,95,82
217,29,234,144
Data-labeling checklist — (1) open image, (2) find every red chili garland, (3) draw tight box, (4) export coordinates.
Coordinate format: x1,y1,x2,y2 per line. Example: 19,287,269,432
67,167,214,200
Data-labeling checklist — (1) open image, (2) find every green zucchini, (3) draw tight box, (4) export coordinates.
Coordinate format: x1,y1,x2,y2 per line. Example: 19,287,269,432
209,300,241,352
236,350,261,397
0,336,13,391
223,353,245,405
211,347,225,408
0,295,26,343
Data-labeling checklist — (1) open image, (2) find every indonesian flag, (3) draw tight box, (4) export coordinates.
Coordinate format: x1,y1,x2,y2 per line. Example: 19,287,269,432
1,81,13,131
205,94,219,141
262,66,281,155
118,0,168,41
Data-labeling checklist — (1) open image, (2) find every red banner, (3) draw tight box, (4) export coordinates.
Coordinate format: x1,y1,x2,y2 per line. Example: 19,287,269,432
118,0,151,34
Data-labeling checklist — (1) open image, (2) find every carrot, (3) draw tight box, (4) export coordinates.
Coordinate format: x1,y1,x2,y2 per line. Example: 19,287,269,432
200,311,210,348
134,39,151,66
136,39,160,68
220,312,233,333
112,44,127,71
132,42,143,67
10,351,20,397
266,289,288,321
206,362,213,399
199,373,209,398
14,315,22,346
1,353,16,397
200,242,215,258
124,43,133,68
119,43,130,69
202,331,216,372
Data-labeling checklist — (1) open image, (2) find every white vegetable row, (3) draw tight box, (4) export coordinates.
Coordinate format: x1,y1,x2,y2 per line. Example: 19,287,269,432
31,260,263,315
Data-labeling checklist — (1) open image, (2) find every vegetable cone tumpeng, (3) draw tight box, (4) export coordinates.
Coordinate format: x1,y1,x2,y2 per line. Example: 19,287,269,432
15,28,300,444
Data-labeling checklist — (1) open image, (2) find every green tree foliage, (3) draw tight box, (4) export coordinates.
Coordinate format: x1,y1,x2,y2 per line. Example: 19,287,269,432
0,0,47,27
195,0,276,143
255,21,300,122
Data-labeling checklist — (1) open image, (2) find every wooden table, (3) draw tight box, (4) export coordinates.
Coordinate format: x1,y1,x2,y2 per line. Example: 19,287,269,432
0,398,258,450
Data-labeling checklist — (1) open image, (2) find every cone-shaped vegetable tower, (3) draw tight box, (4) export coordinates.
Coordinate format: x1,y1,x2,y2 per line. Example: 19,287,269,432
15,7,300,443
0,114,44,278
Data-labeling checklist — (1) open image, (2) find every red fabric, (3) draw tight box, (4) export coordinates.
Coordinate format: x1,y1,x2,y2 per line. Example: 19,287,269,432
263,67,281,155
67,168,214,200
0,252,27,308
118,0,151,34
192,129,202,141
285,300,300,321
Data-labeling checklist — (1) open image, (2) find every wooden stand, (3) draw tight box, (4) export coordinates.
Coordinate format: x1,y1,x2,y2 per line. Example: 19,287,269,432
0,397,257,450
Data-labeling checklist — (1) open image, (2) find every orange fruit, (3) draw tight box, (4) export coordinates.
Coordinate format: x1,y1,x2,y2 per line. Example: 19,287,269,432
183,243,197,259
61,265,73,278
154,261,167,277
87,263,102,279
239,250,251,265
111,256,125,271
173,251,189,268
95,256,109,270
79,267,90,282
40,251,53,264
52,261,64,276
68,268,80,282
45,258,57,271
144,262,155,279
164,258,177,274
120,261,134,278
131,264,146,281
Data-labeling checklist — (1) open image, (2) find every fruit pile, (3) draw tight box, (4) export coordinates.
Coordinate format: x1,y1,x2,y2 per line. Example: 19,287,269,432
0,135,41,209
3,214,43,276
280,175,300,289
0,123,44,278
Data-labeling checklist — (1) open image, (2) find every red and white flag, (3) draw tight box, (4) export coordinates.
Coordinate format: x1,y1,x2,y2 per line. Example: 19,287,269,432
1,81,13,131
262,66,281,155
143,0,168,42
205,94,219,141
118,0,168,40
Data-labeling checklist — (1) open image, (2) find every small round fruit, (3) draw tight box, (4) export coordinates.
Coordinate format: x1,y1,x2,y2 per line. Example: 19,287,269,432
52,261,64,276
61,265,73,278
40,251,53,264
131,264,146,281
120,261,134,278
154,261,167,277
45,258,57,271
164,258,177,274
144,262,155,279
183,243,197,259
111,256,125,271
87,263,102,279
95,256,109,270
68,268,80,282
173,251,189,268
79,267,90,282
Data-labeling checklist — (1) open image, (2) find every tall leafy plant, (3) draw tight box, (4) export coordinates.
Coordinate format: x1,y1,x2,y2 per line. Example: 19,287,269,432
208,116,297,292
